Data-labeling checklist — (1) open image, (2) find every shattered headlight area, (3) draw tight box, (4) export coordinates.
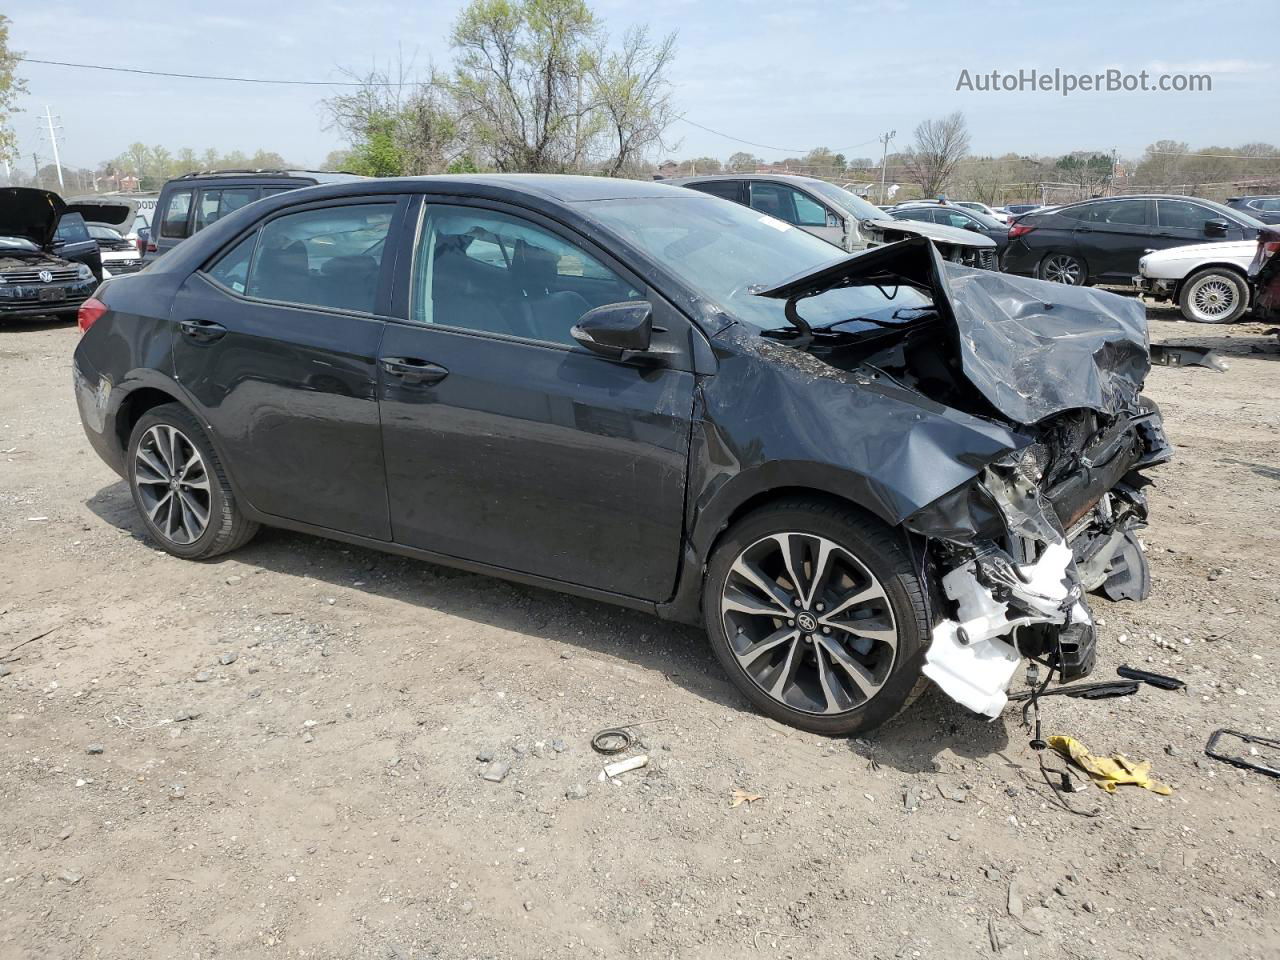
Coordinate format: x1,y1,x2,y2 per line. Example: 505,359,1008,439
906,405,1173,718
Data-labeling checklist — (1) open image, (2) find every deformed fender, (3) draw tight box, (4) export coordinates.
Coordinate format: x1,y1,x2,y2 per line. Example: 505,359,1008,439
682,325,1026,562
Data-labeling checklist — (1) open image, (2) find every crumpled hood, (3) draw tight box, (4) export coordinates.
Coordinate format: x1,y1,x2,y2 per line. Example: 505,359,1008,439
756,236,1150,425
0,187,66,249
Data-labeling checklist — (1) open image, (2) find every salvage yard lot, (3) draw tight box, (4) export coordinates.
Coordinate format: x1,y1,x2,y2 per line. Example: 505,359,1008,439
1,307,1278,959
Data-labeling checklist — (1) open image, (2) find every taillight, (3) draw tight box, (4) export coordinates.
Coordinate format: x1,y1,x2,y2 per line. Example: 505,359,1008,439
146,241,158,253
1008,222,1036,240
136,236,145,253
78,297,108,334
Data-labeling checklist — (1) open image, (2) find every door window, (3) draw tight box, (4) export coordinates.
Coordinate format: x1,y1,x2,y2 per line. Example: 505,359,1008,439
749,182,829,227
244,204,394,313
412,205,639,346
1057,203,1094,221
936,209,976,229
205,232,258,294
159,190,194,239
54,214,92,245
1156,199,1219,230
196,188,260,231
688,180,743,203
1090,199,1148,226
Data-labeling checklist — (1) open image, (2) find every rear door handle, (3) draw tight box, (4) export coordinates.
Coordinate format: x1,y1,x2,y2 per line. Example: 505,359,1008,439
179,319,227,343
381,357,449,385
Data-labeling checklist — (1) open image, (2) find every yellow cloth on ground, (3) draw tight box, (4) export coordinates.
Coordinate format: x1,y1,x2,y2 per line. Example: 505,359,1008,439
1048,735,1173,795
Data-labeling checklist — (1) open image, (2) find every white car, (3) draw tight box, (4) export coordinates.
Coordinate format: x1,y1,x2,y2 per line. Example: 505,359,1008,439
1135,240,1255,323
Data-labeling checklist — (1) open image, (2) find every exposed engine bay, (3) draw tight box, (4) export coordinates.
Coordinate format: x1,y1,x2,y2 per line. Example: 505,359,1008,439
755,237,1172,717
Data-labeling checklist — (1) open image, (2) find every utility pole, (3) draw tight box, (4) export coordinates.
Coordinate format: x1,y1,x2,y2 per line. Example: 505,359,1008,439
32,152,41,188
878,130,896,204
42,106,66,191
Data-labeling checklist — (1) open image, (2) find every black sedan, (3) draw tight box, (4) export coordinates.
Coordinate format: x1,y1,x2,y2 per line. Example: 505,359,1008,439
1003,194,1264,286
73,175,1170,735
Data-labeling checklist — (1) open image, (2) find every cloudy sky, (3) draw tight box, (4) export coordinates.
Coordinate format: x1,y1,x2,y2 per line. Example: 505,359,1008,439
6,0,1274,170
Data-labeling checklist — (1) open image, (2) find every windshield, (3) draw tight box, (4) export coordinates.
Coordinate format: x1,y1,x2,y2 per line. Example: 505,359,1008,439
586,196,933,332
804,181,886,221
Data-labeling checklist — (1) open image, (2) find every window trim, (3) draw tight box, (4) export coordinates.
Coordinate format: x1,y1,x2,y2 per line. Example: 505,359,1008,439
194,186,262,233
194,194,407,319
400,195,656,353
1084,197,1150,227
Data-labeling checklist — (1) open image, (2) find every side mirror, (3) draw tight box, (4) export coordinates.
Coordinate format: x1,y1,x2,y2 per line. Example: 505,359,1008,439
964,222,983,232
571,300,654,360
1204,218,1230,237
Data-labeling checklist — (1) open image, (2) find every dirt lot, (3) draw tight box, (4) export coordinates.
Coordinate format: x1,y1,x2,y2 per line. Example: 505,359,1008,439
1,305,1278,960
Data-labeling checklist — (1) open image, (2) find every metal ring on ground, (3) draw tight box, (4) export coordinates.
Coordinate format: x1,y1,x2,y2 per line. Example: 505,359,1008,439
591,728,634,755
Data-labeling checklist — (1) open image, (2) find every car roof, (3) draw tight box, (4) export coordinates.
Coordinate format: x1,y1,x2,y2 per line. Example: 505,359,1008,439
166,169,365,185
664,173,831,188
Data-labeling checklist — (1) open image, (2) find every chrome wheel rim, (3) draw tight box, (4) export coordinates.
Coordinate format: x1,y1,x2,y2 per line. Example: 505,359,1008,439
1042,254,1081,284
1188,275,1236,320
134,425,212,545
720,533,899,716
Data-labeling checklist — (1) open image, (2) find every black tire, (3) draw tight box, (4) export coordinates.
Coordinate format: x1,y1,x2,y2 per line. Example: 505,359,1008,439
1037,252,1087,285
702,497,932,736
1177,267,1250,324
126,403,258,560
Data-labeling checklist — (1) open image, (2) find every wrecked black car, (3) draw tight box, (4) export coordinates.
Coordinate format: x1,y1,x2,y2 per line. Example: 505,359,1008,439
71,176,1169,735
1,187,100,321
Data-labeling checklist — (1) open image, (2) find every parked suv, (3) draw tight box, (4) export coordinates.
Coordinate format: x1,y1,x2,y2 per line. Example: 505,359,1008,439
1003,195,1264,286
148,170,362,260
73,175,1169,735
1226,195,1280,225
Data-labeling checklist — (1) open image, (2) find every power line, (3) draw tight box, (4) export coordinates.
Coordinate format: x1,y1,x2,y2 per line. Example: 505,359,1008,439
18,57,406,87
673,116,879,156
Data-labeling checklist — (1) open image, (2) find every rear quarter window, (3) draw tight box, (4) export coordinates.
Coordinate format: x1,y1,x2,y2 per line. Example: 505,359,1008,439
159,190,194,239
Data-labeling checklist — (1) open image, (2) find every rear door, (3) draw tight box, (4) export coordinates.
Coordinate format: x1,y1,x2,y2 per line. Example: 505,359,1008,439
170,195,407,539
377,197,696,600
1078,198,1153,281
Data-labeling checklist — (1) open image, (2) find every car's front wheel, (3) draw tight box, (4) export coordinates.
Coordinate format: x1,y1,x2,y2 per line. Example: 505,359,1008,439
702,497,931,736
126,403,258,560
1037,252,1087,285
1179,268,1249,324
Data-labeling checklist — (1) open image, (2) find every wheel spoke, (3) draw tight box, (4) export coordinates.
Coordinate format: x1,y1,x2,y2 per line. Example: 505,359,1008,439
729,557,794,615
737,626,799,668
723,584,790,618
135,450,168,483
146,491,173,523
767,633,803,699
817,635,882,699
827,618,898,650
813,642,853,714
801,537,837,609
819,583,885,621
771,533,806,598
179,490,209,532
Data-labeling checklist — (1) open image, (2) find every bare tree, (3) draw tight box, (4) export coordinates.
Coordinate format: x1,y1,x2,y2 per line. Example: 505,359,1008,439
591,25,677,176
903,111,970,197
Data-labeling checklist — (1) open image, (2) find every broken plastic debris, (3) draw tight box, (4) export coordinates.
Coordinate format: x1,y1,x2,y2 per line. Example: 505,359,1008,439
1047,735,1172,795
600,754,648,780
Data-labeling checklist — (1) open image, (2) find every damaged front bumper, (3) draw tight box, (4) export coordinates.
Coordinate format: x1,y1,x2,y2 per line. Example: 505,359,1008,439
908,408,1172,718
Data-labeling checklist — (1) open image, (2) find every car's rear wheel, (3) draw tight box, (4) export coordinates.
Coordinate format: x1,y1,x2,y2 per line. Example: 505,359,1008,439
1178,268,1249,324
126,403,258,560
1038,252,1087,285
702,497,931,736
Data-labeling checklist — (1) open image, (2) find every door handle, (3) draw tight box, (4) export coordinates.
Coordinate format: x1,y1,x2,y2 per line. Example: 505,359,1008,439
179,319,227,343
381,357,449,385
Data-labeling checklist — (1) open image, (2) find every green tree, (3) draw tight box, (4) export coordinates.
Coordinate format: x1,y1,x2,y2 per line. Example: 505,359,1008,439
0,14,25,166
727,151,760,172
448,0,600,172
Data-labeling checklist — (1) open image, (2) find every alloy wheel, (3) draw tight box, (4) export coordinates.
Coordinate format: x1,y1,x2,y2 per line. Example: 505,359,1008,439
719,533,899,715
1042,254,1082,284
133,424,212,545
1187,275,1236,321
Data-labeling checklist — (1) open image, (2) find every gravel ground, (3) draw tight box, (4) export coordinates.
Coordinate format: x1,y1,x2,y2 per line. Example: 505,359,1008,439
1,305,1277,959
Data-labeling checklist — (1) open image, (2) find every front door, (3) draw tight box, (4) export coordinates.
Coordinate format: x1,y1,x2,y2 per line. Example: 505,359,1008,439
1078,198,1153,281
170,197,405,539
749,182,845,248
378,199,695,600
1155,199,1251,248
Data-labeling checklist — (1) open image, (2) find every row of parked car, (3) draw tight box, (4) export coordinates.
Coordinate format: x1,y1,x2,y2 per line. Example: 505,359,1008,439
668,173,1280,324
4,168,1279,327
